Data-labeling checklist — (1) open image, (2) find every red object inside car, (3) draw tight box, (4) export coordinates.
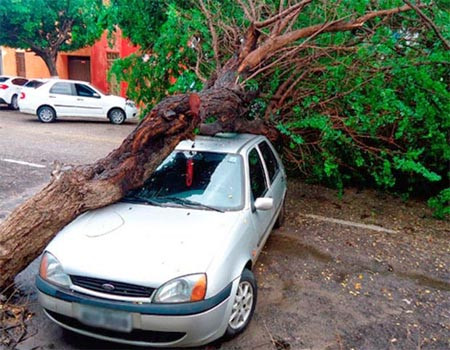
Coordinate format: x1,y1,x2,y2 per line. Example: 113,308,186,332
186,159,194,187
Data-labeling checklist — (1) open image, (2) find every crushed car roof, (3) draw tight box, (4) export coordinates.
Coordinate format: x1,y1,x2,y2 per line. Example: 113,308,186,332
176,133,262,154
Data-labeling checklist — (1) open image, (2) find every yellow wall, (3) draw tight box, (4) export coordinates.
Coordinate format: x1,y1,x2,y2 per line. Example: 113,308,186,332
1,46,92,78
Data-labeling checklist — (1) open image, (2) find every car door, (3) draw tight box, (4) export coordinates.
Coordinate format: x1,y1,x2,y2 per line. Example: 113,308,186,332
49,82,77,116
247,147,275,249
74,83,104,117
257,140,286,217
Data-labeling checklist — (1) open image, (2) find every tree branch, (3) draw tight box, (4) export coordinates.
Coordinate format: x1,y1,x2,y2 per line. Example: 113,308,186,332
236,0,255,22
199,0,221,72
255,0,313,28
403,0,450,50
239,3,426,72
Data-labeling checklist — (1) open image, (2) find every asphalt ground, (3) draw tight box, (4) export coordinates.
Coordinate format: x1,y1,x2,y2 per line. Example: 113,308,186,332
0,107,137,220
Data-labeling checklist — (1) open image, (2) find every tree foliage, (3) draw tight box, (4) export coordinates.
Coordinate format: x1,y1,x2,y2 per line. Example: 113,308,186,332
0,0,106,75
109,0,449,217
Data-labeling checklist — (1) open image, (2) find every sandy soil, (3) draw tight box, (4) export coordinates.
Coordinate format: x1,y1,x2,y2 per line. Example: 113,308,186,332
222,181,449,350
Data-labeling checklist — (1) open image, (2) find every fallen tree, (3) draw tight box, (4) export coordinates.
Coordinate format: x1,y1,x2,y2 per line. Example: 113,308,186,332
0,0,446,289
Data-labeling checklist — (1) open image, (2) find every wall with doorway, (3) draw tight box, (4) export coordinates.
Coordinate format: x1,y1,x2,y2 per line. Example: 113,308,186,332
0,32,137,97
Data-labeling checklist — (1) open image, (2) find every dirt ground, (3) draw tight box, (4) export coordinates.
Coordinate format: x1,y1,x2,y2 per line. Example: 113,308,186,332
231,181,449,350
2,181,449,350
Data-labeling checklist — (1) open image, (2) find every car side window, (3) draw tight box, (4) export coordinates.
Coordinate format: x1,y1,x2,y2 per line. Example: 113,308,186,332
258,141,279,183
11,78,28,86
248,148,268,200
75,84,99,98
50,82,73,95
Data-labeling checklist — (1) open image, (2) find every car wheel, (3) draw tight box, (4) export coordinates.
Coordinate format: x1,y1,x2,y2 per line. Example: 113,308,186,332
9,95,18,110
274,199,285,229
108,108,126,125
37,106,56,123
224,269,257,338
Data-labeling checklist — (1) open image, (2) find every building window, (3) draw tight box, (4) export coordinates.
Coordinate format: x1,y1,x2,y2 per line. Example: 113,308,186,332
107,52,120,96
16,52,26,77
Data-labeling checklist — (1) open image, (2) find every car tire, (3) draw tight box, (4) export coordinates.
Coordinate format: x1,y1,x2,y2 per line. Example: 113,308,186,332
108,108,126,125
9,95,18,110
37,106,56,123
274,199,285,229
224,269,257,339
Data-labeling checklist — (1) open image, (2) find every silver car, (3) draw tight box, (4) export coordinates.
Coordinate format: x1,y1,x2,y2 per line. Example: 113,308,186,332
36,133,287,347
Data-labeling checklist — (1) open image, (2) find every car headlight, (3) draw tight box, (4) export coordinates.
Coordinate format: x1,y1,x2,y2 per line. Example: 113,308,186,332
39,252,71,288
153,273,206,303
125,100,135,108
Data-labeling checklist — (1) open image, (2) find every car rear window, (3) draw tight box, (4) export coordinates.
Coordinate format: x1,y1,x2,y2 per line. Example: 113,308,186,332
25,80,44,89
50,82,73,95
11,78,28,86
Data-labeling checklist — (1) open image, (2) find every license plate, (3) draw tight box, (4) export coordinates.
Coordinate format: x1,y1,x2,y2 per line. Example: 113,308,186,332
76,304,132,332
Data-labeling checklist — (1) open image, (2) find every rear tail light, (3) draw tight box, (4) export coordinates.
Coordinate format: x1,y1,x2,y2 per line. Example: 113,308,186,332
0,84,8,89
20,92,25,99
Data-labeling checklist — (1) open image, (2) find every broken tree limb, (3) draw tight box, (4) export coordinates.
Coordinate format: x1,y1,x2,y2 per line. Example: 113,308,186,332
0,88,246,288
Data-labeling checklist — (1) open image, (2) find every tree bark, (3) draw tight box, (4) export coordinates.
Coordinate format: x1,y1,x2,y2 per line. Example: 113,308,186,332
38,51,59,77
0,87,247,289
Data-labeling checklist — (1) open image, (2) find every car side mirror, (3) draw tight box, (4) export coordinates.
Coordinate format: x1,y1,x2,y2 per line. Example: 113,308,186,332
254,197,273,211
93,93,100,98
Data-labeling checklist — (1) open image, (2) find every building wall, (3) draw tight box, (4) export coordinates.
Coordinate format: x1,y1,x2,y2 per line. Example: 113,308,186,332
0,32,137,97
1,46,92,79
90,29,138,96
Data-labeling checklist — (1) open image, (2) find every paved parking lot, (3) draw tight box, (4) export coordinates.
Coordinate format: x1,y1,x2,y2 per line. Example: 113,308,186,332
0,107,137,220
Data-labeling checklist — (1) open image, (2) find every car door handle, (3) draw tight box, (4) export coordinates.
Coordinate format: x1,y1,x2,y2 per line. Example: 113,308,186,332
77,98,84,101
49,95,56,98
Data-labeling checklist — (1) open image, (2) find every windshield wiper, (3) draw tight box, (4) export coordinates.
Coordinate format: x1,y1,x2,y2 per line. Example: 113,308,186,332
122,196,165,207
157,196,224,213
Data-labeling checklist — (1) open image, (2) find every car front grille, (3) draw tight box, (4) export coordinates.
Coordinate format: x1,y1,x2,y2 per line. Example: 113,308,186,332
70,275,155,298
46,310,186,343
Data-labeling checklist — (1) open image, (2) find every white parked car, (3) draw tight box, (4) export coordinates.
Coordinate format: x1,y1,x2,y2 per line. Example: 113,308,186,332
18,79,138,124
0,75,28,110
36,134,287,347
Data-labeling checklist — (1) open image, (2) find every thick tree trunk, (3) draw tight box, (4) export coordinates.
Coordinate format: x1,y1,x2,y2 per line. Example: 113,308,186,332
0,87,247,289
38,51,59,77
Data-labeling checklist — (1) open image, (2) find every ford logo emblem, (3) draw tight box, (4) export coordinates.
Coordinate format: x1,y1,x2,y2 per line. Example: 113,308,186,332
102,283,115,291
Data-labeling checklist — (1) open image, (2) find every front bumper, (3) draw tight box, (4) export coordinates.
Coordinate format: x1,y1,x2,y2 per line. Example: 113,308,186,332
125,105,138,119
37,276,237,347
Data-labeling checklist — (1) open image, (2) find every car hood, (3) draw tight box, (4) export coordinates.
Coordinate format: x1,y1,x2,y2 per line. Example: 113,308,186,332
103,95,125,105
46,202,242,287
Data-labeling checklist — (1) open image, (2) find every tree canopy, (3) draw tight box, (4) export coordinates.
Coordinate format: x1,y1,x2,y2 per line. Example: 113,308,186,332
109,0,449,217
0,0,106,76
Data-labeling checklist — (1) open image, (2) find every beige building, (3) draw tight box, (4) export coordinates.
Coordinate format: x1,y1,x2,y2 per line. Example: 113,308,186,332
0,46,92,79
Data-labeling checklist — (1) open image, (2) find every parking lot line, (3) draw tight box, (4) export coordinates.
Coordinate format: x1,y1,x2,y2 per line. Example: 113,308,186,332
302,213,398,234
1,158,46,168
